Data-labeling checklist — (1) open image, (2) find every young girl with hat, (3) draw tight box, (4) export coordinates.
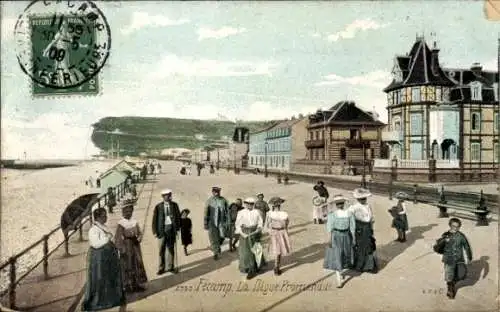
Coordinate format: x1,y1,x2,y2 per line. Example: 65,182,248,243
266,197,291,276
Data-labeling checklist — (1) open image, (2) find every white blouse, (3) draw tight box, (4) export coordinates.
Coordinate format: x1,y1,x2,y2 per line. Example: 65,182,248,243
235,208,263,236
118,218,138,229
88,222,113,249
348,202,373,223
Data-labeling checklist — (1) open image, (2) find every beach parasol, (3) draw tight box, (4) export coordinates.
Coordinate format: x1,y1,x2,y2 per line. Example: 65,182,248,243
60,192,101,236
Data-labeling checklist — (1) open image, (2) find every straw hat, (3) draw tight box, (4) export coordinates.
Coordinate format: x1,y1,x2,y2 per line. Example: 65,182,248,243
243,197,255,204
212,186,221,192
268,197,285,205
160,189,172,195
331,194,347,204
395,191,408,200
352,188,372,199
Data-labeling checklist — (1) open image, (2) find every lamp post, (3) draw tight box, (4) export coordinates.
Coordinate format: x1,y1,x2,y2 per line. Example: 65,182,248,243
111,128,122,159
233,144,236,172
361,125,367,188
322,111,327,161
431,140,438,159
264,141,269,177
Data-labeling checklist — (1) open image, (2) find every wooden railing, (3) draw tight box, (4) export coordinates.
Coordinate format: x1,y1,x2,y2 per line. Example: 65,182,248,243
0,174,143,310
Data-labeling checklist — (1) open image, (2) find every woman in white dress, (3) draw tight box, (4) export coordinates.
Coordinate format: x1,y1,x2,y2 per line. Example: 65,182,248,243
265,197,291,276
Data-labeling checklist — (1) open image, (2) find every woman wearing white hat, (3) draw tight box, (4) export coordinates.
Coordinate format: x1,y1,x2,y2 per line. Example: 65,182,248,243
266,197,291,276
324,195,356,288
235,197,265,280
349,188,378,273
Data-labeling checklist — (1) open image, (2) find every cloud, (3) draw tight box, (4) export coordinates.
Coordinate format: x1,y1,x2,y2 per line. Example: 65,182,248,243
245,101,317,120
315,70,391,88
121,12,189,35
1,114,99,159
197,27,246,40
151,54,278,79
326,19,389,42
482,58,497,71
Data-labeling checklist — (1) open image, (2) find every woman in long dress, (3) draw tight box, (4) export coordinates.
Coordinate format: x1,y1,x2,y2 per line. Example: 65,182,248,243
324,195,356,288
349,188,378,273
388,192,409,242
266,197,291,276
115,202,148,293
82,208,126,311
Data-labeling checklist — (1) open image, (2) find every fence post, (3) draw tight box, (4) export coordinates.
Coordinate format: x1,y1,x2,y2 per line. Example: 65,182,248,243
475,190,489,226
64,233,70,256
437,185,448,218
413,184,418,204
8,257,16,309
43,235,49,279
79,222,84,241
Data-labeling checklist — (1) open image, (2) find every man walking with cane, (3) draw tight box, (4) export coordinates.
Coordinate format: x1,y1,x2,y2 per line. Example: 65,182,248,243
152,189,182,275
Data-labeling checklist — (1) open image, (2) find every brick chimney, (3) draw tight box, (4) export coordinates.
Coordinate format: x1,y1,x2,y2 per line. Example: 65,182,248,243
431,41,440,76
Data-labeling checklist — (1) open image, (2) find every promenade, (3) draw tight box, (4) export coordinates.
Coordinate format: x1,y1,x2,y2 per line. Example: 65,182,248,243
5,161,498,312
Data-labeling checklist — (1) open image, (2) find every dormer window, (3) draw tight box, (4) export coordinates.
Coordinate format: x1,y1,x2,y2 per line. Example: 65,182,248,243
470,82,482,101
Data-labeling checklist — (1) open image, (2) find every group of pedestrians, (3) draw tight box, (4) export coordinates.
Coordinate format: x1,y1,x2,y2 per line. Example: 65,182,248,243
82,172,475,311
82,199,147,312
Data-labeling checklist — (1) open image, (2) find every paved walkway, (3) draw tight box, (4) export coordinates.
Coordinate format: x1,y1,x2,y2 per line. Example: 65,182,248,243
106,162,497,312
4,162,498,312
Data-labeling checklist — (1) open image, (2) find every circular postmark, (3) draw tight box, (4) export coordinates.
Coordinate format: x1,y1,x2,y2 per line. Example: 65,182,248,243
14,1,111,89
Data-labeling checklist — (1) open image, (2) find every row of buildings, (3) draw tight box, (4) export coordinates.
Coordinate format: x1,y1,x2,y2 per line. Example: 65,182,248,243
241,36,499,182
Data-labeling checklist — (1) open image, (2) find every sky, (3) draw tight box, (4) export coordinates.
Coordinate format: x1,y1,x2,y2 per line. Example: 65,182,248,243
1,1,499,159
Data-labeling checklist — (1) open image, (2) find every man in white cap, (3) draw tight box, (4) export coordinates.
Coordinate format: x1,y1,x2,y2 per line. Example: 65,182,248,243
349,188,378,273
235,197,265,280
204,186,229,260
152,189,181,275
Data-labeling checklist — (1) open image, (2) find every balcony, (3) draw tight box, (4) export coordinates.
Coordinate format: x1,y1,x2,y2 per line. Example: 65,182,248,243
381,131,402,142
304,139,325,148
345,138,370,147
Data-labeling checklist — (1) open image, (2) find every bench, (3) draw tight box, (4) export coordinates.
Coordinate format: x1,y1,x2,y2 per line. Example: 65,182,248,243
435,202,490,226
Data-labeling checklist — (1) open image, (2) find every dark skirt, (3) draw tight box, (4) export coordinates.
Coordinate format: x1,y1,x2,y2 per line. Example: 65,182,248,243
82,243,125,311
238,228,265,273
352,220,378,273
120,238,148,291
391,214,409,231
324,230,353,271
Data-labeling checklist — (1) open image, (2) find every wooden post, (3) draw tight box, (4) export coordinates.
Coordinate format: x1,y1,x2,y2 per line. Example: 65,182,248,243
79,222,84,241
43,235,49,279
413,184,418,204
475,190,489,226
437,185,448,218
8,257,16,309
64,233,70,256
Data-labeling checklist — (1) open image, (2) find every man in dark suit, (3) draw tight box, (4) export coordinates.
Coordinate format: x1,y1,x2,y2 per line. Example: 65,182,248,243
152,189,181,275
204,186,229,260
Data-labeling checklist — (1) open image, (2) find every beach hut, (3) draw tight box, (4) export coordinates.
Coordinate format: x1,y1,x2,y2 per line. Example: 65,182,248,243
109,160,141,180
98,169,128,193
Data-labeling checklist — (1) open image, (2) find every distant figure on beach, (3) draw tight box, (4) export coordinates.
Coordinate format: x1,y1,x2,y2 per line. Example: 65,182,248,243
152,189,181,275
196,163,203,176
107,187,117,214
186,163,192,175
180,209,193,256
87,176,94,188
180,166,186,175
131,184,137,199
141,164,147,180
209,163,215,174
115,201,148,293
82,208,126,312
96,178,101,188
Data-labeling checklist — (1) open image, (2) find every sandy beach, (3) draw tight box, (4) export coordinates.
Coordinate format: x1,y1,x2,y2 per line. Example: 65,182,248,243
0,160,116,291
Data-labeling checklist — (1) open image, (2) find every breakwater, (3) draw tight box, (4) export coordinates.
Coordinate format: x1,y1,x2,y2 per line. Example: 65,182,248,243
1,160,78,170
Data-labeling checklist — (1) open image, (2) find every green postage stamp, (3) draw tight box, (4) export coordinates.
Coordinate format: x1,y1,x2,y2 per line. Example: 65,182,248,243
14,1,111,97
30,15,100,97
